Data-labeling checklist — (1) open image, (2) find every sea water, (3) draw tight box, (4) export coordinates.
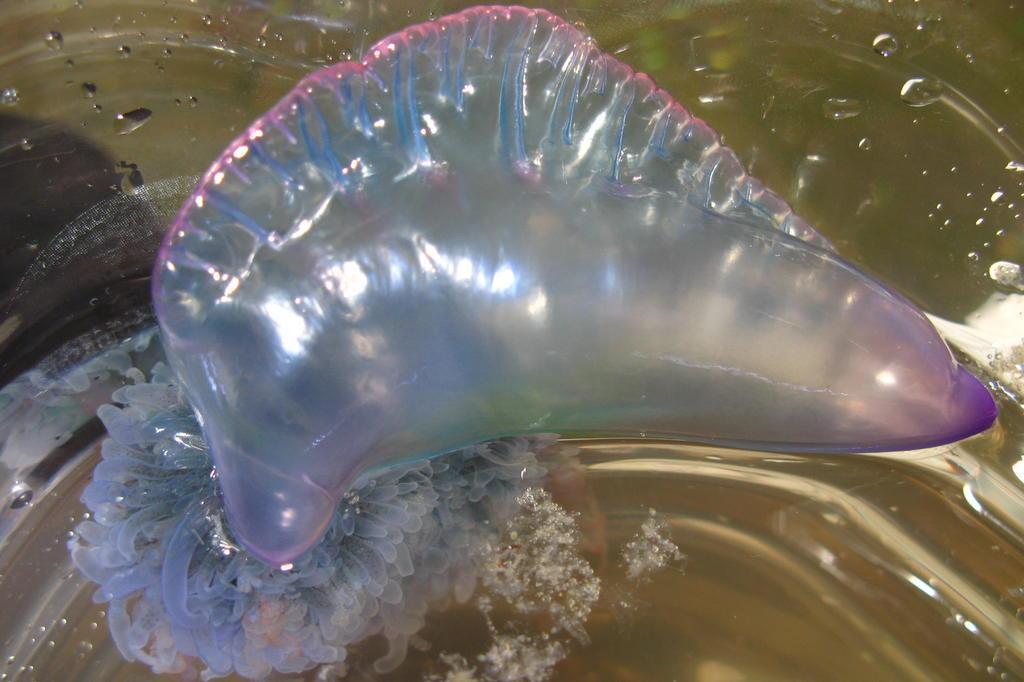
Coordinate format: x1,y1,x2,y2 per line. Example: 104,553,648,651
0,0,1022,680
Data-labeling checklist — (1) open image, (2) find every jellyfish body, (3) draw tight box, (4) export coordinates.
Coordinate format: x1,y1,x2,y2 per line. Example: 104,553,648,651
153,6,997,566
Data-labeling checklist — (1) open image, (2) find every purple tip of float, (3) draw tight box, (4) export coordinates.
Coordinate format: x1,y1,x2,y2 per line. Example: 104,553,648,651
854,363,997,454
950,365,999,442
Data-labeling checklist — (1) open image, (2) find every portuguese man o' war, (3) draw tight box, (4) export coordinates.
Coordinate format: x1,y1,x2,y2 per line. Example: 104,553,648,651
152,5,997,568
52,5,1000,678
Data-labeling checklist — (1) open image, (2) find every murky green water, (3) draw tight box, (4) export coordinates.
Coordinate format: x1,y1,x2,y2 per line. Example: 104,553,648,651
0,0,1023,680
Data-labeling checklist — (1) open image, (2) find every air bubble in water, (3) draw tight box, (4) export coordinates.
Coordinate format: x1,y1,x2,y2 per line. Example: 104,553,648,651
900,78,943,107
0,88,19,106
990,261,1024,290
114,107,152,135
858,137,872,150
10,490,32,509
118,44,131,56
81,82,96,98
1006,161,1024,172
872,33,898,57
45,31,64,50
823,97,862,120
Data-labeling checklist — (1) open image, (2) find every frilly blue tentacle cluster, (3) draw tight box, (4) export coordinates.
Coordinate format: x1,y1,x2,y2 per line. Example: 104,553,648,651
0,330,156,475
69,360,550,679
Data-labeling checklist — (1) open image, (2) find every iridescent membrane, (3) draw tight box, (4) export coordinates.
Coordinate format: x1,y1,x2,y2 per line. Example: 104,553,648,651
69,357,551,678
153,5,997,565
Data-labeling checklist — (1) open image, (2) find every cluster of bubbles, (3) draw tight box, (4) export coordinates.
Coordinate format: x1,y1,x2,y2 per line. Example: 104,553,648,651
990,261,1024,291
621,509,686,582
426,493,684,682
